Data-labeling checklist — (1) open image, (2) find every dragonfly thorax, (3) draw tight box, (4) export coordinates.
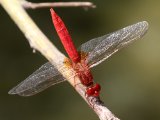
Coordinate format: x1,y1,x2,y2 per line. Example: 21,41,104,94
72,60,101,97
72,60,93,86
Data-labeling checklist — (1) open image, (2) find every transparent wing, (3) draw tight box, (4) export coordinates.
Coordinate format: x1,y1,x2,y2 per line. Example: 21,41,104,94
79,21,148,68
9,21,148,97
8,62,66,96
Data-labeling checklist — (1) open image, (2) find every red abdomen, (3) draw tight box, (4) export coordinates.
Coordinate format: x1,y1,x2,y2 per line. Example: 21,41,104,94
50,8,80,63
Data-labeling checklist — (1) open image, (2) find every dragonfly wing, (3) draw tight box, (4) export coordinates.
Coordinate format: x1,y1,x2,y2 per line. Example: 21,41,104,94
8,62,66,96
80,21,148,68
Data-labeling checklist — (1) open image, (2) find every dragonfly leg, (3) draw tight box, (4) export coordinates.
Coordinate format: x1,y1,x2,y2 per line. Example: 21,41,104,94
73,72,81,87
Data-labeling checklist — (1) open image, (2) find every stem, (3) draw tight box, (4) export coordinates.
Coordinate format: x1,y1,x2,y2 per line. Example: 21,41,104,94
0,0,119,120
22,0,96,9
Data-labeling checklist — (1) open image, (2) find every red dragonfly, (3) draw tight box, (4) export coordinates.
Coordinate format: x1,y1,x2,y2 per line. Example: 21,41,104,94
8,9,148,97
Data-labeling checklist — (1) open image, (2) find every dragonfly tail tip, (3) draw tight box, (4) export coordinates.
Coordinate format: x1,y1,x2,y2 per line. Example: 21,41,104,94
50,8,55,14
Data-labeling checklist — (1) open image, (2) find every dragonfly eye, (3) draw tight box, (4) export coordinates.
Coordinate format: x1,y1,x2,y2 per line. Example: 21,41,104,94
93,83,101,92
86,87,95,96
93,91,100,97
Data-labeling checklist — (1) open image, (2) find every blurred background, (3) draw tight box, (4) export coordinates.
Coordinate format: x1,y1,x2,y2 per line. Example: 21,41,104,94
0,0,160,120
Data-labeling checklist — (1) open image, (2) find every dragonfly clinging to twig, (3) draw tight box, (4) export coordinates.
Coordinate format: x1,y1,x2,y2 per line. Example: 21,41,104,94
8,9,148,97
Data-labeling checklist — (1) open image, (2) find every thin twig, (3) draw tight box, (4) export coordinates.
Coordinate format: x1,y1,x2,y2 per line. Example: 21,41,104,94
22,0,96,9
0,0,119,120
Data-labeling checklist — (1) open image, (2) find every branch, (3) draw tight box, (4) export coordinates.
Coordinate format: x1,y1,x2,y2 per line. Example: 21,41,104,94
22,0,96,9
0,0,119,120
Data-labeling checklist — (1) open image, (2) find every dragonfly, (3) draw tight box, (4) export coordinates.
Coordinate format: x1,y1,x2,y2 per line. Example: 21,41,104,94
8,8,148,97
